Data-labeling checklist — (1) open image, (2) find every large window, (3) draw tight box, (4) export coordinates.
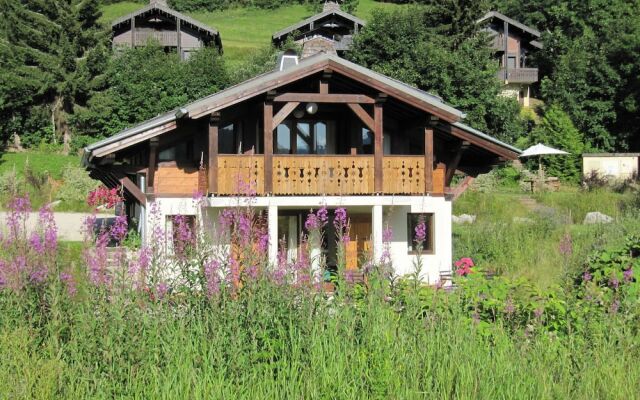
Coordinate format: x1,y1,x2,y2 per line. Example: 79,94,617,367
219,123,236,154
275,121,335,154
407,213,434,254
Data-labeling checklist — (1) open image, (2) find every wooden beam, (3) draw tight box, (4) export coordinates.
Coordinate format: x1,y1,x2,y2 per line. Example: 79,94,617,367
445,141,469,186
273,93,375,104
208,113,220,194
424,127,434,193
347,103,374,132
264,100,274,193
147,138,158,193
119,176,146,206
374,102,383,192
131,17,135,47
177,18,182,60
272,102,300,130
320,69,331,94
438,123,519,160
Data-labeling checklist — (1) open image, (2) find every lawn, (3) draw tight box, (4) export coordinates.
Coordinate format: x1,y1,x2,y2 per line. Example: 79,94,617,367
99,0,401,64
0,152,80,180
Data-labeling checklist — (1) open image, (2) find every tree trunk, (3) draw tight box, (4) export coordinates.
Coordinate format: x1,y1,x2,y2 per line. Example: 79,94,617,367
52,97,72,155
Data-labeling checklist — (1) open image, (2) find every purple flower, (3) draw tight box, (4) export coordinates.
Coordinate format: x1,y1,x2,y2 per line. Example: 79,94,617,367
156,282,168,299
29,266,48,284
334,208,348,229
257,231,269,252
609,299,620,314
582,271,592,282
609,275,620,289
534,307,544,319
623,268,633,283
504,298,515,315
29,232,44,254
204,259,221,298
110,214,128,244
316,207,328,223
304,212,319,230
60,272,77,297
39,205,57,252
414,221,427,243
383,226,393,243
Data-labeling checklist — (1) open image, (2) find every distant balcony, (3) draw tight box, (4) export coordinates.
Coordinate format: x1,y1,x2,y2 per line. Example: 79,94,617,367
134,30,178,47
497,68,539,84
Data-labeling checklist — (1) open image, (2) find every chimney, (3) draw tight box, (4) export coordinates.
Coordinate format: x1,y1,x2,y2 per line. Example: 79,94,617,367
302,36,337,59
323,1,341,12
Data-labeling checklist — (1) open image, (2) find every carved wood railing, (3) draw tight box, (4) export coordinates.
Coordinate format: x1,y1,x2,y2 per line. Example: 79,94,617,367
272,156,374,195
382,156,425,194
217,155,264,195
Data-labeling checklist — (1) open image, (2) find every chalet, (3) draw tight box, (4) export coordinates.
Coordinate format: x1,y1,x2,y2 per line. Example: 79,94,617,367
478,11,543,107
272,2,365,57
111,0,223,59
82,51,520,283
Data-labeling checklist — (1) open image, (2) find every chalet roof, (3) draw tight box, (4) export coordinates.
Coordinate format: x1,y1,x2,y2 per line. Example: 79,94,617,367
479,11,543,49
112,1,220,39
83,53,520,164
272,7,365,42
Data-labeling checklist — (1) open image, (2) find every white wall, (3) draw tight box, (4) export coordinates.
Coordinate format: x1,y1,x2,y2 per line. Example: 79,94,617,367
583,156,639,180
145,195,453,283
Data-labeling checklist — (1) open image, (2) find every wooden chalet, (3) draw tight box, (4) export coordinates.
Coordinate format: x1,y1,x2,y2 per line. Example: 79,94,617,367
111,0,222,59
479,11,542,106
272,2,365,56
83,51,520,282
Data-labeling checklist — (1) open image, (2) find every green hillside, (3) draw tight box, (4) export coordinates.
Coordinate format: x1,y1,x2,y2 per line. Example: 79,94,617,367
99,1,400,64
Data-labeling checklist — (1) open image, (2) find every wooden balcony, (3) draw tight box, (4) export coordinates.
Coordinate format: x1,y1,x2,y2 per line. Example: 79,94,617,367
134,30,178,46
210,155,444,196
497,67,538,83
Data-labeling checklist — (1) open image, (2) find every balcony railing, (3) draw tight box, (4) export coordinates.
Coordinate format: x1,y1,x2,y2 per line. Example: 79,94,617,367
497,68,539,83
134,30,178,47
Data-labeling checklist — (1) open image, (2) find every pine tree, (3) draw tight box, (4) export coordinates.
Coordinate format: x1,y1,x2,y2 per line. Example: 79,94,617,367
0,0,108,152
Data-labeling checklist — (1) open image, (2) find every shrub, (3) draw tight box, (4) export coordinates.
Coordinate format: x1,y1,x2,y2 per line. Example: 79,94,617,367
55,165,100,204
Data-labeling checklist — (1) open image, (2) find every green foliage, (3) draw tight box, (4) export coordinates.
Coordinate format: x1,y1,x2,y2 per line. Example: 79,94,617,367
0,0,110,151
348,4,527,144
72,46,229,139
528,105,585,182
55,165,101,204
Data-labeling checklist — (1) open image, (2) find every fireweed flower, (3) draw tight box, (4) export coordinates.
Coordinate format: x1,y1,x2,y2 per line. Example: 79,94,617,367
156,282,169,299
316,207,328,224
257,231,269,253
60,272,77,297
305,212,319,230
609,275,620,289
414,221,427,243
204,259,222,298
504,298,516,316
29,232,45,255
383,226,393,242
110,214,128,244
623,268,633,283
334,208,347,229
559,232,573,257
583,271,592,282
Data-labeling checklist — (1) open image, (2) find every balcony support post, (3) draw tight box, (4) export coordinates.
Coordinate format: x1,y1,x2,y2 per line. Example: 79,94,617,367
264,94,274,193
268,205,278,265
374,95,386,193
147,137,158,194
208,113,220,194
424,126,434,193
177,18,182,60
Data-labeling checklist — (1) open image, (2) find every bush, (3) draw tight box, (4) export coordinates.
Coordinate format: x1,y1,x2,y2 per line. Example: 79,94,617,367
55,165,100,204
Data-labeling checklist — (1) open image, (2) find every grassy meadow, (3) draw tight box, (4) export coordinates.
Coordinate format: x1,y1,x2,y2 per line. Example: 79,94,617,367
99,0,401,64
0,185,639,398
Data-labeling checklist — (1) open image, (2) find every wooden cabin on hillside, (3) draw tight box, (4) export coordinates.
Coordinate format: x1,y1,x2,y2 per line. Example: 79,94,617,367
479,11,542,106
272,1,365,56
111,0,222,60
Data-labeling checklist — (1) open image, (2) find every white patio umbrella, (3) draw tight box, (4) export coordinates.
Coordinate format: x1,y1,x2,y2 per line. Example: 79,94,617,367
519,143,569,175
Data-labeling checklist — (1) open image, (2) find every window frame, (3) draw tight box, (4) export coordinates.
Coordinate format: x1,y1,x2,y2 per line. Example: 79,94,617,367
406,213,435,255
